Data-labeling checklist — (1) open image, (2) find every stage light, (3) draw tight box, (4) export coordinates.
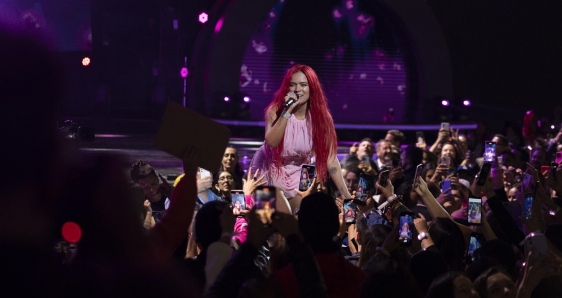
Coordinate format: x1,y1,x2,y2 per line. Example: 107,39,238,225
180,67,188,78
82,57,91,66
441,99,449,106
199,12,208,24
224,96,230,102
243,96,251,103
463,99,471,106
551,125,555,130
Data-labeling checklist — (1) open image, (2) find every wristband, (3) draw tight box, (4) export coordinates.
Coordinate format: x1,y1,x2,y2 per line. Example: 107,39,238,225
418,232,429,241
282,111,291,120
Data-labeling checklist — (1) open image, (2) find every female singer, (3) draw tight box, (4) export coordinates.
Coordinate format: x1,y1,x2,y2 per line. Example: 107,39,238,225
259,64,352,211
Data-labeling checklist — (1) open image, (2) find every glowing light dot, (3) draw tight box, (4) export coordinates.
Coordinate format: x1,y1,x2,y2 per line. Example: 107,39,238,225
224,96,230,102
199,12,208,24
441,100,450,106
82,57,91,66
243,96,251,103
180,67,188,78
62,222,82,243
463,99,471,106
551,125,555,130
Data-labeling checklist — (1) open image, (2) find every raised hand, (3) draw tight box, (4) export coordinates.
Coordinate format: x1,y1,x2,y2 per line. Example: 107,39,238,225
144,199,152,213
349,142,358,155
294,176,319,199
243,168,267,196
158,173,173,196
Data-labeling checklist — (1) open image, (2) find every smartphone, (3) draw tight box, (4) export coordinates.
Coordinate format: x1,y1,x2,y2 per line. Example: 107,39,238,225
353,173,373,206
379,170,390,188
523,232,548,260
556,152,562,164
523,193,533,220
392,159,400,168
522,173,534,192
413,164,423,188
467,197,482,225
484,141,497,164
477,163,491,186
254,186,276,225
441,122,450,131
416,131,425,144
552,162,559,179
344,200,357,224
468,233,485,261
442,179,451,194
361,155,370,164
199,168,211,179
441,155,451,167
231,191,246,216
540,166,550,176
298,164,316,192
398,211,414,246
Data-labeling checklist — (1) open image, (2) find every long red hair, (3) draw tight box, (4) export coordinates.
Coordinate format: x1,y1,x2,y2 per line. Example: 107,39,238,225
265,65,337,183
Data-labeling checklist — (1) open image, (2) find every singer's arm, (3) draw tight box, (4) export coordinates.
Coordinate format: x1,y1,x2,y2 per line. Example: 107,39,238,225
265,106,291,148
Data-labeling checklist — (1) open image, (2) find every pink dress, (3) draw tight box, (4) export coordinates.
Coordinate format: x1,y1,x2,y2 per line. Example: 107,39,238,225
250,114,313,198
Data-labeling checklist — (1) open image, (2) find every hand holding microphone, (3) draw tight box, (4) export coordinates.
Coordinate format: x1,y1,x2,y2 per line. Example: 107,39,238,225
284,91,300,109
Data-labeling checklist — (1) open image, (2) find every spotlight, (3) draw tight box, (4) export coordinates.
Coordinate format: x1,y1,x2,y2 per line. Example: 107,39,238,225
441,100,449,106
243,96,251,103
180,67,188,78
224,96,230,102
82,57,91,66
199,12,208,24
463,99,471,106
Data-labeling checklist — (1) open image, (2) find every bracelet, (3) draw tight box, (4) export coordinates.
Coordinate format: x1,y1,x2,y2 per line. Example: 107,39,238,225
282,111,291,120
418,232,429,241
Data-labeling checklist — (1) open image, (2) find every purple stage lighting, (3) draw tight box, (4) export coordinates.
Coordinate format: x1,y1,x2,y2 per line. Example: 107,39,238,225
243,96,251,103
199,12,208,24
463,99,471,106
441,99,449,106
180,67,188,78
224,96,230,102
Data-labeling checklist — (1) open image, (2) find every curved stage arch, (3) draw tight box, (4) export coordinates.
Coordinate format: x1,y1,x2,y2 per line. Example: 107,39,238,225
187,0,453,124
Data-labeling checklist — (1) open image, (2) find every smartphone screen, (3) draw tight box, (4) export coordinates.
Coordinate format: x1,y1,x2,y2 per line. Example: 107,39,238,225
467,197,482,225
361,155,370,164
477,163,491,186
398,212,414,246
344,200,356,224
441,122,450,131
255,186,276,225
353,173,372,205
523,193,533,220
442,179,451,194
416,131,425,144
231,191,245,216
200,168,211,179
484,141,497,163
298,164,316,192
413,164,423,188
468,233,484,261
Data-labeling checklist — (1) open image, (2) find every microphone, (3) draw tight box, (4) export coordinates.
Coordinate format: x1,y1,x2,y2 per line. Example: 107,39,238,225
284,93,300,109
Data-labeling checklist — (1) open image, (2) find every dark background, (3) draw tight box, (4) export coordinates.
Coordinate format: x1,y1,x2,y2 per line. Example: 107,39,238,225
2,0,561,133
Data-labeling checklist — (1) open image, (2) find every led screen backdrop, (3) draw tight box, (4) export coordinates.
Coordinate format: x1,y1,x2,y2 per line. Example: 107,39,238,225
240,0,408,123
